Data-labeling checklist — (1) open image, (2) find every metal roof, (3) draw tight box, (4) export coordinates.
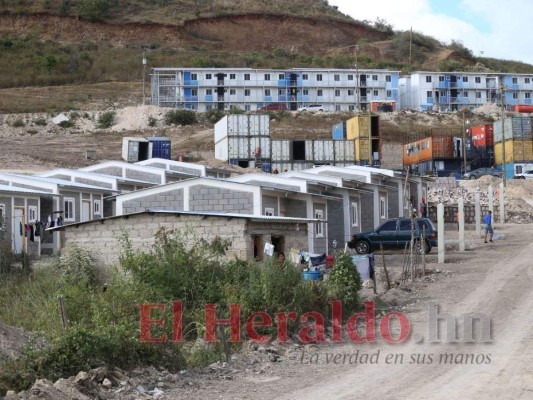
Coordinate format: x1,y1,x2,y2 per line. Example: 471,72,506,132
0,184,58,196
1,173,114,191
47,209,321,231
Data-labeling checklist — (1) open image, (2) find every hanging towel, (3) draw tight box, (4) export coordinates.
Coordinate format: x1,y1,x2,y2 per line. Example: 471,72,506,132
264,243,274,257
19,222,23,236
289,248,300,264
34,222,41,237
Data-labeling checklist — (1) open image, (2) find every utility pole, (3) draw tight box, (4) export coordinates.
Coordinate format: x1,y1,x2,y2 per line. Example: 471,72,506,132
408,27,412,71
354,44,359,112
142,51,147,105
500,84,507,186
462,113,469,174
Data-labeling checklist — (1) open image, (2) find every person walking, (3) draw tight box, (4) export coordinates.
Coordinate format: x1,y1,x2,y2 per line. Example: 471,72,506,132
483,210,494,243
419,197,428,218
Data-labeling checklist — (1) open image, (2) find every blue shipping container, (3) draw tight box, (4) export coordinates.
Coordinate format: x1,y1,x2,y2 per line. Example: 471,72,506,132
147,137,171,160
332,122,347,140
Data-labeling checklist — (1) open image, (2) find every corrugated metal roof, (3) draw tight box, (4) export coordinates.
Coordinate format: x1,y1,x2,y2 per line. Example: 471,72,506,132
0,184,58,196
2,173,113,191
47,209,321,231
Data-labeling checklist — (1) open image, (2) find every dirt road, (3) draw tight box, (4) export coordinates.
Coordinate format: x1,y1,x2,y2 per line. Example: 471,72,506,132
169,223,533,400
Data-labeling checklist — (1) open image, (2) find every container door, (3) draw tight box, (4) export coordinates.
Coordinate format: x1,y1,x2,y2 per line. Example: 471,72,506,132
161,140,171,160
128,141,139,162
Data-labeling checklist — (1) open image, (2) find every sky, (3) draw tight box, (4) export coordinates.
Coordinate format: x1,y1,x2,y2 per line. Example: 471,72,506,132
328,0,533,65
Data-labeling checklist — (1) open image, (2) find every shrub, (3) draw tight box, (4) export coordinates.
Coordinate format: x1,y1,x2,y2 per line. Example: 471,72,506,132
147,115,157,127
204,109,225,124
0,243,14,278
326,252,362,313
58,120,75,128
228,108,244,115
56,244,97,285
33,118,47,126
11,119,24,127
97,111,115,129
164,109,197,126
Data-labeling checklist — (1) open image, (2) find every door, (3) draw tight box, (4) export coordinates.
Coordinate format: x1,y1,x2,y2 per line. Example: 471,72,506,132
81,200,91,222
13,207,24,254
397,218,415,249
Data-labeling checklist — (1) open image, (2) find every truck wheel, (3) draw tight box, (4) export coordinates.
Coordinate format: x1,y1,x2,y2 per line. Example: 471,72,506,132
355,240,371,254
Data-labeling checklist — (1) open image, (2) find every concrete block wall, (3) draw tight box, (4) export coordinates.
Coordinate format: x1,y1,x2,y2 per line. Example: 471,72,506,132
262,195,278,215
189,185,253,214
74,177,113,189
247,221,309,256
93,166,123,176
280,198,306,218
428,204,501,223
125,169,162,184
327,199,344,251
360,193,374,231
122,189,184,214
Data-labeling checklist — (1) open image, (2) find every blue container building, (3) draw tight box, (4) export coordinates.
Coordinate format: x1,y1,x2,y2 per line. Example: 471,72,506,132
147,137,171,160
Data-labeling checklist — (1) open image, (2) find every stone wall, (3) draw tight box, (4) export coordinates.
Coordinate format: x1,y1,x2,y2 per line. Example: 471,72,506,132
122,189,184,214
189,185,253,214
428,204,501,223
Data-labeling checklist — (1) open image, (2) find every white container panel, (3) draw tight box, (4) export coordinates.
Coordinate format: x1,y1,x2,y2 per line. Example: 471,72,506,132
271,140,291,161
271,162,286,173
334,140,355,162
215,136,229,161
314,140,335,161
228,114,250,136
214,115,229,143
228,137,250,159
250,137,271,159
249,114,270,136
293,162,313,171
305,141,314,161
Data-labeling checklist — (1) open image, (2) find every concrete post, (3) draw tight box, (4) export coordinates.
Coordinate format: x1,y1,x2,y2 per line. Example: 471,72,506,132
499,182,505,223
488,185,494,215
373,187,380,228
475,192,481,238
437,203,445,263
458,197,465,252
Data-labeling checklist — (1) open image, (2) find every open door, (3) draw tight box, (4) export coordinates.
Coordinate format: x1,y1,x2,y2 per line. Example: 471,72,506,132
13,207,25,254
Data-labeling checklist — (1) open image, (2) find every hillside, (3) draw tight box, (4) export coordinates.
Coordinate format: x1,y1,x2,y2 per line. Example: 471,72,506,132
2,0,533,114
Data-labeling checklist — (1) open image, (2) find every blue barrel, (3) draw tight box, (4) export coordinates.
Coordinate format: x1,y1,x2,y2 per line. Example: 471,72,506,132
303,270,321,281
147,137,171,160
261,162,272,173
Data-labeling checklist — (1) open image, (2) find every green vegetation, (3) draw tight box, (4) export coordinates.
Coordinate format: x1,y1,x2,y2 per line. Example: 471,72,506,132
96,110,115,128
0,230,363,394
147,115,157,127
164,109,197,126
11,118,25,127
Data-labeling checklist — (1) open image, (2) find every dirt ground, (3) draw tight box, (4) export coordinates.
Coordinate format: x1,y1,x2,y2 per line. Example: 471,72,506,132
9,223,533,399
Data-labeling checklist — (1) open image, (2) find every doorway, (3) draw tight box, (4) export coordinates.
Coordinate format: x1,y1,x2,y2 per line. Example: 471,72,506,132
252,235,263,261
81,200,91,222
13,207,25,254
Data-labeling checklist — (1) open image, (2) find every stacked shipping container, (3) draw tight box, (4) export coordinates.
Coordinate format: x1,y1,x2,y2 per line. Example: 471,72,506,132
493,117,533,177
332,115,381,165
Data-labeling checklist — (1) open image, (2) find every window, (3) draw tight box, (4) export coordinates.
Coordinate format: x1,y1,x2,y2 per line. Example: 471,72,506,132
206,105,212,110
317,89,323,96
372,75,378,81
427,91,432,98
513,93,518,99
191,89,198,96
373,90,378,96
303,89,309,95
264,73,270,81
317,74,323,81
245,105,251,111
378,220,396,231
512,77,518,84
230,73,236,79
399,219,412,231
348,105,355,111
64,197,75,221
351,202,359,227
335,89,340,97
206,89,212,95
244,89,250,96
476,92,482,99
526,93,531,99
230,89,236,95
278,89,284,95
335,105,341,111
94,200,101,215
191,73,197,80
205,73,212,79
315,209,324,237
386,90,392,97
334,74,340,81
348,89,354,96
426,76,432,83
279,74,285,80
348,74,354,81
302,74,309,80
439,76,445,82
526,78,531,84
463,76,468,82
475,77,481,83
386,75,391,82
28,206,37,223
379,196,387,219
264,207,274,216
265,89,271,96
463,91,468,97
439,90,445,96
244,74,250,81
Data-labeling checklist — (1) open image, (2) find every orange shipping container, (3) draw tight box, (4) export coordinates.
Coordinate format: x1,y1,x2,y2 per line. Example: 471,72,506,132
403,136,454,165
470,124,494,148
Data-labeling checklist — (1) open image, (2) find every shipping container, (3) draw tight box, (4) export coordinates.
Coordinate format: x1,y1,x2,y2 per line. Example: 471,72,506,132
332,122,347,140
248,114,270,136
494,139,533,164
228,159,251,168
354,138,371,163
313,140,335,162
346,115,380,140
228,137,250,159
249,137,271,159
513,105,533,113
333,161,354,168
470,124,494,148
147,137,171,160
271,140,291,161
334,140,355,162
370,101,396,112
494,117,532,142
403,136,455,165
122,137,152,163
215,136,229,161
